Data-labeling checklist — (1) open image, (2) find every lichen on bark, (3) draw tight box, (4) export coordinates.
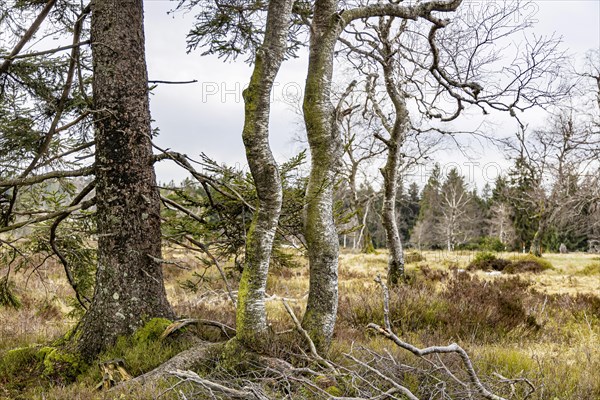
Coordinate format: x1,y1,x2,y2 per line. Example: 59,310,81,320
74,0,173,362
236,0,294,346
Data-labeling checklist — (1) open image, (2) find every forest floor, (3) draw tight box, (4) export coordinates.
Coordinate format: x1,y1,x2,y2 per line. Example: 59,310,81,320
0,249,599,399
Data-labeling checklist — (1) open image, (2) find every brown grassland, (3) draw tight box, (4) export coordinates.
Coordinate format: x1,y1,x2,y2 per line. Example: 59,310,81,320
0,249,599,399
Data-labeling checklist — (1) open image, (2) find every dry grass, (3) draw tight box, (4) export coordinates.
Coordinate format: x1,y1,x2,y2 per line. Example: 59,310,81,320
1,248,599,399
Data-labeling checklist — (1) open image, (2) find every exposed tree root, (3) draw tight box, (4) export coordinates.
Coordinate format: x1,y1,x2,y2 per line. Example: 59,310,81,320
115,341,223,390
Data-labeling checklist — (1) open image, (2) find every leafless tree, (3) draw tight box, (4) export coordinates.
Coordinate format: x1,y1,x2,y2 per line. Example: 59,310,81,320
301,0,569,348
337,86,385,252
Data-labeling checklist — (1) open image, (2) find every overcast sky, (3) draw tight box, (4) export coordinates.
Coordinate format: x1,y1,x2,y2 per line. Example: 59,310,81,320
143,0,600,188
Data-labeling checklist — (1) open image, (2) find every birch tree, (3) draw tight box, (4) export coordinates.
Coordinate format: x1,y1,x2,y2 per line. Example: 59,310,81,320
301,0,465,352
439,168,474,251
236,0,294,345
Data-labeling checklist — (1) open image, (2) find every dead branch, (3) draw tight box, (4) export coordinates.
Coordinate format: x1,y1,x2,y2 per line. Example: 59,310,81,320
0,198,95,234
370,276,508,400
148,79,198,85
49,181,95,309
169,369,269,399
344,352,419,400
0,166,94,188
161,318,236,340
281,299,337,373
0,40,91,61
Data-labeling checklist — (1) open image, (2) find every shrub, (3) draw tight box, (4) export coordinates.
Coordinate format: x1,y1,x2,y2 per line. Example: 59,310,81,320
339,274,540,343
467,252,511,272
418,265,448,282
441,275,540,339
405,252,425,263
479,236,506,252
468,253,553,274
505,255,553,274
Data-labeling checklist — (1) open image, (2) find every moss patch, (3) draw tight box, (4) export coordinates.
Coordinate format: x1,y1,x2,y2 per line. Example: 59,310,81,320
0,344,85,392
88,317,186,381
132,317,172,344
37,346,85,383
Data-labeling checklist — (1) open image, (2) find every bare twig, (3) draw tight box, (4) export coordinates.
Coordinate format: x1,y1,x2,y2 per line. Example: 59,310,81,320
281,299,337,373
0,0,58,75
169,369,267,399
368,275,507,400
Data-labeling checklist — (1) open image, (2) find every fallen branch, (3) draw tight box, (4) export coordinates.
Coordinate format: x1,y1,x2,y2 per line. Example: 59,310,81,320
281,299,337,373
161,318,236,340
169,369,268,399
370,275,507,400
343,352,419,400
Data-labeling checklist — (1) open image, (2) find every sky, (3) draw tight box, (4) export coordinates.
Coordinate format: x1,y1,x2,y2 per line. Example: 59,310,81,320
143,0,600,188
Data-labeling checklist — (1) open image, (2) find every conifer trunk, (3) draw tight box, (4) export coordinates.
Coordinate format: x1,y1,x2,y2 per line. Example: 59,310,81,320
77,0,173,361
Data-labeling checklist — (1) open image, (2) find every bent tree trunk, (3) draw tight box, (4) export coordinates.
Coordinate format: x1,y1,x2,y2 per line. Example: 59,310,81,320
302,0,463,351
77,0,173,361
237,0,293,345
302,0,343,352
378,25,410,286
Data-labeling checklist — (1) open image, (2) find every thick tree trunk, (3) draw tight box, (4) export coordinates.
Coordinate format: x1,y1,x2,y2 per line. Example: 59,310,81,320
236,0,293,345
77,0,173,361
301,0,343,352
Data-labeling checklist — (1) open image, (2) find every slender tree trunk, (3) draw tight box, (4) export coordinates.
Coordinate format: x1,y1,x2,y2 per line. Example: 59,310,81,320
236,0,293,345
348,166,375,253
302,0,343,352
76,0,173,361
301,0,463,351
377,24,409,286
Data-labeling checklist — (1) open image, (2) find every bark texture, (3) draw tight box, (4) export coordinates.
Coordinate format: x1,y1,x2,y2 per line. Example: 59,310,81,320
378,23,410,286
237,0,293,345
301,0,343,352
77,0,173,361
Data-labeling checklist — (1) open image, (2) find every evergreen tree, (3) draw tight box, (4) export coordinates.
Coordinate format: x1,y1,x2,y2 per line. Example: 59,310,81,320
410,164,442,249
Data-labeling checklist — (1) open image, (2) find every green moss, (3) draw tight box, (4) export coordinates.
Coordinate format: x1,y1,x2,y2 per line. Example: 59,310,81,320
37,346,85,381
132,317,172,344
219,337,259,373
326,385,343,396
0,346,39,376
0,344,85,388
300,310,329,354
88,317,184,380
